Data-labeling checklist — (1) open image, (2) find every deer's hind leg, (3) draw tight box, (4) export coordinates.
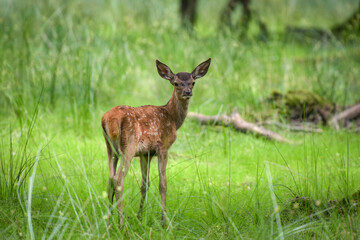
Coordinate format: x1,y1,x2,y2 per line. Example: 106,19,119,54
105,137,119,217
114,134,136,227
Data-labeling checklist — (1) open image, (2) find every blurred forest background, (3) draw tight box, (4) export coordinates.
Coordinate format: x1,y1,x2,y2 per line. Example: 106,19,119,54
0,0,360,239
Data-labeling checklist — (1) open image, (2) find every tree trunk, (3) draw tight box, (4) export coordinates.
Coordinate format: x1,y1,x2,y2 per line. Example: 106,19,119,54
220,0,267,38
180,0,198,28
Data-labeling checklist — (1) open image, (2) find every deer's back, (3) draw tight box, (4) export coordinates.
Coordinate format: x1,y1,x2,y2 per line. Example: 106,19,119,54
102,105,177,155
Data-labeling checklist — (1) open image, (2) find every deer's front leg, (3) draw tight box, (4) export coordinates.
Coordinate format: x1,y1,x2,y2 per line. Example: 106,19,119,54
138,154,152,218
157,148,168,223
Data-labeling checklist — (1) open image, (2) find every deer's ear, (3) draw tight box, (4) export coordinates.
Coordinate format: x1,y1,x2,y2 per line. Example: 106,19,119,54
191,58,211,80
156,60,174,81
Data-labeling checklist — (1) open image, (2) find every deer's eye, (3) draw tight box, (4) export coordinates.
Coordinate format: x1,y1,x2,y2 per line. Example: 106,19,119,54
192,82,195,86
174,82,179,86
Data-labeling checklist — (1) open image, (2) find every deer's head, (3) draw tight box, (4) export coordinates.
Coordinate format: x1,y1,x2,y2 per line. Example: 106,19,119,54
156,58,211,100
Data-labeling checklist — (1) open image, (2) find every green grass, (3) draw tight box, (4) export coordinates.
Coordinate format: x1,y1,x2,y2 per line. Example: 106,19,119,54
1,0,360,238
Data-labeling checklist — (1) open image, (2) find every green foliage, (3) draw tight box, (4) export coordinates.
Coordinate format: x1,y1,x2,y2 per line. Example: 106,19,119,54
0,0,360,239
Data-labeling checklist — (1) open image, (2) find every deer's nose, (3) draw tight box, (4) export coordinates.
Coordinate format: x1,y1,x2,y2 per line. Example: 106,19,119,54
184,90,192,96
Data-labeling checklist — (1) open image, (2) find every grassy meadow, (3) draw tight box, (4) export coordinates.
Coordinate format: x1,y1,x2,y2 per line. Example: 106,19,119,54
1,0,360,238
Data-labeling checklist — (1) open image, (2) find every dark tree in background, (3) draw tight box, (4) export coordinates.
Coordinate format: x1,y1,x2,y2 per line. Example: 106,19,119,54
220,0,251,30
220,0,268,38
179,0,268,38
179,0,358,40
180,0,198,28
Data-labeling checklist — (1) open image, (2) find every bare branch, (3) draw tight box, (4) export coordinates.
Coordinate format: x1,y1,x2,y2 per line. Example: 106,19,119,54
329,103,360,130
188,111,293,144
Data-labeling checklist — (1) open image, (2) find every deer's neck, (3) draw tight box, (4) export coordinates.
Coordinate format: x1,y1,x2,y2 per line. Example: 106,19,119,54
165,90,190,130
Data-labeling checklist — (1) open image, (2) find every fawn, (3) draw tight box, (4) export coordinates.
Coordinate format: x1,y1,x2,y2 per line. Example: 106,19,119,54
101,58,211,226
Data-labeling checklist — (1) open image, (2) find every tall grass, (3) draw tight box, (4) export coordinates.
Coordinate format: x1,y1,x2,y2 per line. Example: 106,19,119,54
1,0,360,238
0,93,41,202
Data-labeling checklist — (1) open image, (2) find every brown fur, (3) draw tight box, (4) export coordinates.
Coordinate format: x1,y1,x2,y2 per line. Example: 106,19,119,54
102,58,211,226
102,102,178,156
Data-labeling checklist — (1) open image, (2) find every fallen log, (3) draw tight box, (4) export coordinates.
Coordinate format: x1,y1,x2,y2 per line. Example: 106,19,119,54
329,103,360,130
188,110,293,144
262,121,323,133
349,127,360,133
